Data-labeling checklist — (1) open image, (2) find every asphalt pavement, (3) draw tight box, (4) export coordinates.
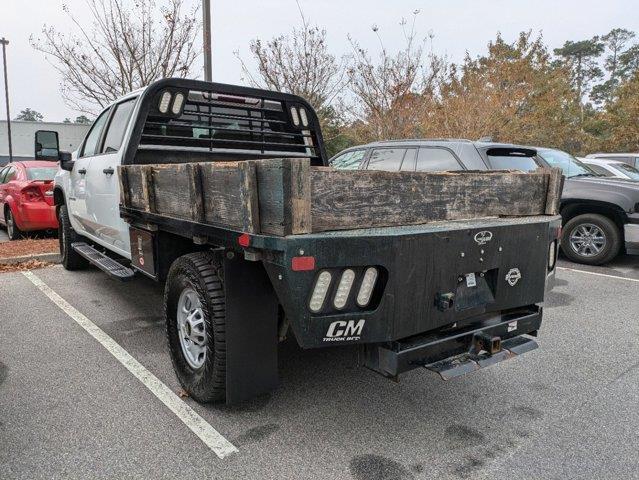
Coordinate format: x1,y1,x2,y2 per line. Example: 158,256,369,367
1,256,638,479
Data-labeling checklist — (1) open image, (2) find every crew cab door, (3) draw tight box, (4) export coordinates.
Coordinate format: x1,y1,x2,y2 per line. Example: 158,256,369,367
69,108,111,238
84,97,137,257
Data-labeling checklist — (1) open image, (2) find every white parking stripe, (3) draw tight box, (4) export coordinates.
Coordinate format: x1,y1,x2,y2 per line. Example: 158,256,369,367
22,270,239,459
557,266,639,283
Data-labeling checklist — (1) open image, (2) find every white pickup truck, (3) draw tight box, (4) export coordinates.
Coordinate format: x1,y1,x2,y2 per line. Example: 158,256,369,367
50,78,562,404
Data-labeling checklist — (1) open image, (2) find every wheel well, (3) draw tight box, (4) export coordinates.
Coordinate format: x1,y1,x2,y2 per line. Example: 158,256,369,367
560,202,626,230
53,188,65,216
155,230,213,282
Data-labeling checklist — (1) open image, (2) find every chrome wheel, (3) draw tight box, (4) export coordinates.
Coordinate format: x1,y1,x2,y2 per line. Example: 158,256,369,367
569,223,606,258
177,288,207,369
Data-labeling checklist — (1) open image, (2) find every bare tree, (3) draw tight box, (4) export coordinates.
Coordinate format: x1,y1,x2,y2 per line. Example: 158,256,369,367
345,11,445,141
31,0,201,115
235,1,345,121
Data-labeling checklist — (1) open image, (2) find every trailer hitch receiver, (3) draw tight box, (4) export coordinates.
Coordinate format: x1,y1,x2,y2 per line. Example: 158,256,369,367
472,332,501,355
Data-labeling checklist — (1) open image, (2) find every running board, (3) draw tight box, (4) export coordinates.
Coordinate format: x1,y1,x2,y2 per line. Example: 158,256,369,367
71,242,135,281
423,336,538,380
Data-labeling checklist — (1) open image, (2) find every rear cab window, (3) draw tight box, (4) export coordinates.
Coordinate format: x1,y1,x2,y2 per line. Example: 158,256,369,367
102,98,137,154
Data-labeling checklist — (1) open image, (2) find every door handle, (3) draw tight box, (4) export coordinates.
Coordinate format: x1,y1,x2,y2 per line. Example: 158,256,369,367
103,167,115,175
78,168,87,175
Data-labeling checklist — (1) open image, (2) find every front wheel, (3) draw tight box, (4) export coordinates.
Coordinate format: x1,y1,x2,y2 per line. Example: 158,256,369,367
165,251,227,403
561,213,621,266
5,208,22,240
58,205,88,270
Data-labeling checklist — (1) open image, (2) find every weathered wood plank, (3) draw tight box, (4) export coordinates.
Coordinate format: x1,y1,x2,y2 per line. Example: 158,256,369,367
544,167,564,215
150,164,191,217
186,163,205,222
238,160,260,233
255,158,312,236
141,165,156,213
309,169,550,232
289,158,312,234
201,162,244,229
117,166,131,207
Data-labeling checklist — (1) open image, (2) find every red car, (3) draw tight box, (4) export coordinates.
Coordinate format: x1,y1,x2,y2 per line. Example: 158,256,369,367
0,161,59,240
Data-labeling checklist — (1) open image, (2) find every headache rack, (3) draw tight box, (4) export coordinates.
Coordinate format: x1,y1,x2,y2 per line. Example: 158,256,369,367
122,78,327,166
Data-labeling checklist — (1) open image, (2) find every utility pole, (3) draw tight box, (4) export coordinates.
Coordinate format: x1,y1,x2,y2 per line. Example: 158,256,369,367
202,0,212,81
1,37,12,163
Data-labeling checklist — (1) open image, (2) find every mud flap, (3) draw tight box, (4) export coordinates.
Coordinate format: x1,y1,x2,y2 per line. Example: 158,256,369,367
223,254,279,404
423,336,538,380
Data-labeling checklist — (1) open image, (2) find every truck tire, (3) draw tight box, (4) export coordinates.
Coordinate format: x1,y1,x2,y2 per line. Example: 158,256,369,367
4,207,22,240
561,213,621,266
58,205,88,270
165,252,227,403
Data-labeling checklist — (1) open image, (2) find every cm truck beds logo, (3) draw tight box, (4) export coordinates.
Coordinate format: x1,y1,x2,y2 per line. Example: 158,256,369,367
323,320,365,342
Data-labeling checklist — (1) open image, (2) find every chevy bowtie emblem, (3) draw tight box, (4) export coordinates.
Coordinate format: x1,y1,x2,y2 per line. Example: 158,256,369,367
474,230,493,245
505,268,522,286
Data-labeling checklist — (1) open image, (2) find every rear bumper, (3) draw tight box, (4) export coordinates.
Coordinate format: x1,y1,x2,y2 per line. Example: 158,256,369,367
362,306,542,377
16,203,58,231
624,223,639,255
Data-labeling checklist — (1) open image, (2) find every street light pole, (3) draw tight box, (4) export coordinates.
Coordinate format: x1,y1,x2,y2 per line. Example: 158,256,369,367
1,37,12,163
202,0,212,81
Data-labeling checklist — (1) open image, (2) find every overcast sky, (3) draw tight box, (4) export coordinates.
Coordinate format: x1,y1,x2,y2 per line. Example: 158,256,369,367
1,0,638,122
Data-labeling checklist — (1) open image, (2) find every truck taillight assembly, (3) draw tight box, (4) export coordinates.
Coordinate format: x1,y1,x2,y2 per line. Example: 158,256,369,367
333,269,356,309
309,271,332,312
308,266,383,314
356,267,379,307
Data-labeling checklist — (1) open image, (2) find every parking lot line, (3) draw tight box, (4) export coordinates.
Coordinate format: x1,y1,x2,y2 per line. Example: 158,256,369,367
557,266,639,283
21,270,239,460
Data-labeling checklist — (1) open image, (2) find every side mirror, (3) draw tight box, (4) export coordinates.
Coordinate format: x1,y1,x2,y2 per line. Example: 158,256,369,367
35,130,60,161
59,151,74,171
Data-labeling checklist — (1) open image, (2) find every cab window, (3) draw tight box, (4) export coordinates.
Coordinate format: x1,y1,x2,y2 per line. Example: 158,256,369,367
101,98,137,154
80,109,111,157
416,148,462,172
331,150,366,170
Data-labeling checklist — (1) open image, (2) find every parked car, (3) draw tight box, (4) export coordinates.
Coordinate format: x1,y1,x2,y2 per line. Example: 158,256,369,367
586,152,639,169
580,157,639,180
0,160,59,240
331,140,639,265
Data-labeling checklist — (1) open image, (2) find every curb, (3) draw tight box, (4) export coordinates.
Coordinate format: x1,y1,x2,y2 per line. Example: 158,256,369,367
0,253,61,265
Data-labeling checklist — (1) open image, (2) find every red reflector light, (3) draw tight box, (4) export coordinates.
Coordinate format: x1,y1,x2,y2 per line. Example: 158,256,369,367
291,256,315,271
238,233,251,247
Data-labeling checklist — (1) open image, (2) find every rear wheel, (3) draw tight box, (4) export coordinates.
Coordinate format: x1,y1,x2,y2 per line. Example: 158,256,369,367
58,205,88,270
5,208,22,241
561,213,621,265
165,251,227,403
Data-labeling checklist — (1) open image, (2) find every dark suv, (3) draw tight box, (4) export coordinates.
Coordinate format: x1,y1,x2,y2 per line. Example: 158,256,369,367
330,140,639,266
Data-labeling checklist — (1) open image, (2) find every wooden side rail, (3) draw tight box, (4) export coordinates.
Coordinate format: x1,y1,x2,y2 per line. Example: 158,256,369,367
119,159,562,236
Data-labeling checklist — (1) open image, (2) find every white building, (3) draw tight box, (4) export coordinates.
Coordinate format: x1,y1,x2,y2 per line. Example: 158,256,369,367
0,120,91,165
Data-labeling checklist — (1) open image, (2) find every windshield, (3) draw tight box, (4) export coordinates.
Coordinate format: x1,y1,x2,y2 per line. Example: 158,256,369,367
615,162,639,180
27,167,58,181
538,149,598,177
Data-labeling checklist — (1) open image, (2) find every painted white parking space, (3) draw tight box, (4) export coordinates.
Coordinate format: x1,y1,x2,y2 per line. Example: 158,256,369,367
557,266,639,283
22,270,239,460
